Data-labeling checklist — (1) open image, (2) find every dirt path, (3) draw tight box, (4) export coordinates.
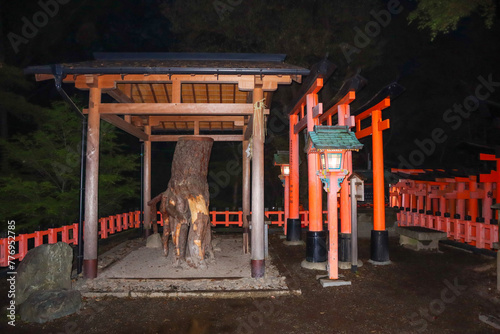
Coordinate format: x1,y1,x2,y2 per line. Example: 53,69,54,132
1,232,499,333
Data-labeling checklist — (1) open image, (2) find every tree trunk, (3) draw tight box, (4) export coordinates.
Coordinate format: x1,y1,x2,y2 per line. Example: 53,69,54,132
158,137,214,268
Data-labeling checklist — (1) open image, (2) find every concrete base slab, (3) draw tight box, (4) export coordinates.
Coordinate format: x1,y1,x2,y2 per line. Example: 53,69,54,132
479,314,500,330
283,240,305,246
301,260,327,271
339,260,363,270
316,274,344,280
319,279,351,287
396,226,447,251
75,235,298,298
368,259,392,266
82,288,301,299
399,235,440,251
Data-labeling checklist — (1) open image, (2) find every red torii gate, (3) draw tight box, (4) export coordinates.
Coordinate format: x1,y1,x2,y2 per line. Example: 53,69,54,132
480,153,499,223
287,74,393,266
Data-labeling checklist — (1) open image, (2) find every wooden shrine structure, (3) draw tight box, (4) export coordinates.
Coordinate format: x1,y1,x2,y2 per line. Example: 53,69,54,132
25,53,399,280
26,53,309,278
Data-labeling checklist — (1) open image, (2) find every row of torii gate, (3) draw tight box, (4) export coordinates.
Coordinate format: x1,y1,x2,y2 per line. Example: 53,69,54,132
26,53,395,280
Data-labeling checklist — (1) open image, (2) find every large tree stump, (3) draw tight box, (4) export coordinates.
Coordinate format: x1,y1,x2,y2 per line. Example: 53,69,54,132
158,137,214,268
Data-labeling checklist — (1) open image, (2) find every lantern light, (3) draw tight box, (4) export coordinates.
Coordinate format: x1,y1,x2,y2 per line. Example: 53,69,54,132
320,152,343,172
282,165,290,176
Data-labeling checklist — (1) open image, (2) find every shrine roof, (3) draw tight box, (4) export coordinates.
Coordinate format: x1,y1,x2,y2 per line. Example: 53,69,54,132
25,52,310,76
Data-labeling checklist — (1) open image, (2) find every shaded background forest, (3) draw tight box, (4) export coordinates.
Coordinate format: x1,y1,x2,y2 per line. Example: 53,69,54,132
1,0,500,232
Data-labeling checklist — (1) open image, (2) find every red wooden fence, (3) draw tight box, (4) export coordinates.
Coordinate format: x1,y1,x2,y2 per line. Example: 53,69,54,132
0,210,325,267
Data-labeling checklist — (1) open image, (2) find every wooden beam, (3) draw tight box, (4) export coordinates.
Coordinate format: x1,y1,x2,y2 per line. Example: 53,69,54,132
35,74,54,81
172,81,181,103
147,115,245,126
312,103,323,119
293,116,308,134
88,103,269,116
289,78,323,116
194,121,200,135
319,91,355,123
150,134,243,142
105,88,134,103
354,98,391,122
66,74,293,91
101,115,149,141
244,116,253,140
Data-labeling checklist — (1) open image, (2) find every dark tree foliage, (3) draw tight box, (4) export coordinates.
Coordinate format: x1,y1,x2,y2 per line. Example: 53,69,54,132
409,0,496,40
0,66,139,232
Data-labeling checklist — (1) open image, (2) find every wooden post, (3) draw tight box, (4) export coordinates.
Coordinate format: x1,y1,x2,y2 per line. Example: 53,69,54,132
370,108,389,263
284,175,290,229
143,125,152,236
305,93,325,263
287,113,301,241
242,127,251,254
469,179,478,222
251,84,265,277
306,94,322,232
456,181,465,218
83,87,101,279
483,182,493,223
328,173,340,280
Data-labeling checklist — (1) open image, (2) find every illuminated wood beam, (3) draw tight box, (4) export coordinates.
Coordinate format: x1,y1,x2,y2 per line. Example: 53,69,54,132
288,78,323,116
354,98,391,122
66,74,294,91
146,115,245,126
244,116,253,140
86,103,269,115
101,115,149,141
105,88,134,103
150,134,243,142
293,116,308,134
319,90,356,124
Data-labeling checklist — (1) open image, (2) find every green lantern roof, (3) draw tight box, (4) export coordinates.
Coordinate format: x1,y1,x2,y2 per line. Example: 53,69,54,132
309,126,363,150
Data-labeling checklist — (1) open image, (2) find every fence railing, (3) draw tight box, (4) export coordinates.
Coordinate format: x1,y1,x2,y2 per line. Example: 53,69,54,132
0,210,326,267
397,210,498,250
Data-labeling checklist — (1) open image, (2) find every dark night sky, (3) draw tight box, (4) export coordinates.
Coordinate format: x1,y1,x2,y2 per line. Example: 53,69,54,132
1,0,500,208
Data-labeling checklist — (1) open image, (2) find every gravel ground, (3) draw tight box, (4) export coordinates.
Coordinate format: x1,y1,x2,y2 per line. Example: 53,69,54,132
1,231,500,334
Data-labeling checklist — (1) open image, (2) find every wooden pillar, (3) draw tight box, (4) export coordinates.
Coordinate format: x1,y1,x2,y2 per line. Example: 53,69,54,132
143,125,152,236
328,174,340,279
370,108,389,263
469,180,478,222
289,114,300,220
242,128,251,254
286,113,301,242
251,84,265,277
284,175,290,229
306,94,322,232
483,182,493,223
439,196,447,214
305,93,326,263
83,87,101,279
372,109,386,231
456,182,465,218
338,104,352,235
